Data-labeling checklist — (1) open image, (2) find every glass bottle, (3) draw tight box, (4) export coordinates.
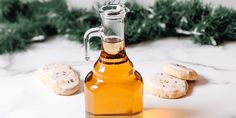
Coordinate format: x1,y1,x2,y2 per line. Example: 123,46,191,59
83,4,143,117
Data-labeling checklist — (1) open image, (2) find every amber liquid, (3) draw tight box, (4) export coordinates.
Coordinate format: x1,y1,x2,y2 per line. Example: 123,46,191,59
85,36,143,117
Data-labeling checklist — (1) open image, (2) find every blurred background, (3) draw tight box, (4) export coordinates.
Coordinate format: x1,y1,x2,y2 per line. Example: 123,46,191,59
67,0,236,8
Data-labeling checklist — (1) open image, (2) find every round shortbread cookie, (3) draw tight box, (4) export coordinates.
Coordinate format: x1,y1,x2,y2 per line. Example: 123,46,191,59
147,73,188,99
37,63,72,86
39,63,71,76
36,63,80,96
163,63,198,80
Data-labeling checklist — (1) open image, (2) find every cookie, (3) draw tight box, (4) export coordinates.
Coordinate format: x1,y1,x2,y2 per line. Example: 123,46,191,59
163,63,198,80
36,63,80,96
147,73,188,99
39,63,71,76
37,63,71,85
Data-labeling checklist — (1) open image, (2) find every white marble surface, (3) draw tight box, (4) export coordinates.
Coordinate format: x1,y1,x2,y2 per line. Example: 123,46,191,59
1,0,236,118
0,36,236,118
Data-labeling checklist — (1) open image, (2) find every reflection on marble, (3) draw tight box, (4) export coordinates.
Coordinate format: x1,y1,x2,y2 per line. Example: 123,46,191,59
0,36,236,118
143,108,193,118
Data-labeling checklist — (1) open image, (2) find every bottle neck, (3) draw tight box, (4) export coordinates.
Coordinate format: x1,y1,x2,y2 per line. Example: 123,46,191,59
99,36,128,64
99,4,127,40
99,9,126,64
102,18,125,40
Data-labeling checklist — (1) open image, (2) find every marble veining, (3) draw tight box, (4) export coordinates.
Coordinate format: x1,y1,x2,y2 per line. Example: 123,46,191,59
171,58,236,72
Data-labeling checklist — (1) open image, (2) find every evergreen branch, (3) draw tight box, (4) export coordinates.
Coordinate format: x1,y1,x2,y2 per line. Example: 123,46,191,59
0,0,236,54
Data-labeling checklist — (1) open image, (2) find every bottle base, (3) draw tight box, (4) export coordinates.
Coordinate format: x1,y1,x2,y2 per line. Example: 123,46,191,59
86,112,143,118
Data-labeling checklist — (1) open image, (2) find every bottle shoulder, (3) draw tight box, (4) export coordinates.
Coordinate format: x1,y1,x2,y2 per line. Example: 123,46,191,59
85,53,142,84
93,57,133,73
84,69,143,84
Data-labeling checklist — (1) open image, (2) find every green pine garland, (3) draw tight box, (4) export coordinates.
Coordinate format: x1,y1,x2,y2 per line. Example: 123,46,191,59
0,0,236,54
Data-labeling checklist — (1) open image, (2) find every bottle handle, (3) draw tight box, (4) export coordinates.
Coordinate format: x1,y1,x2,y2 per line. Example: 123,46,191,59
83,26,103,61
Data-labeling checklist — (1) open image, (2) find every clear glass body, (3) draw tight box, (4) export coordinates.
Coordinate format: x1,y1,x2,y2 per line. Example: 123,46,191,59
84,4,143,117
